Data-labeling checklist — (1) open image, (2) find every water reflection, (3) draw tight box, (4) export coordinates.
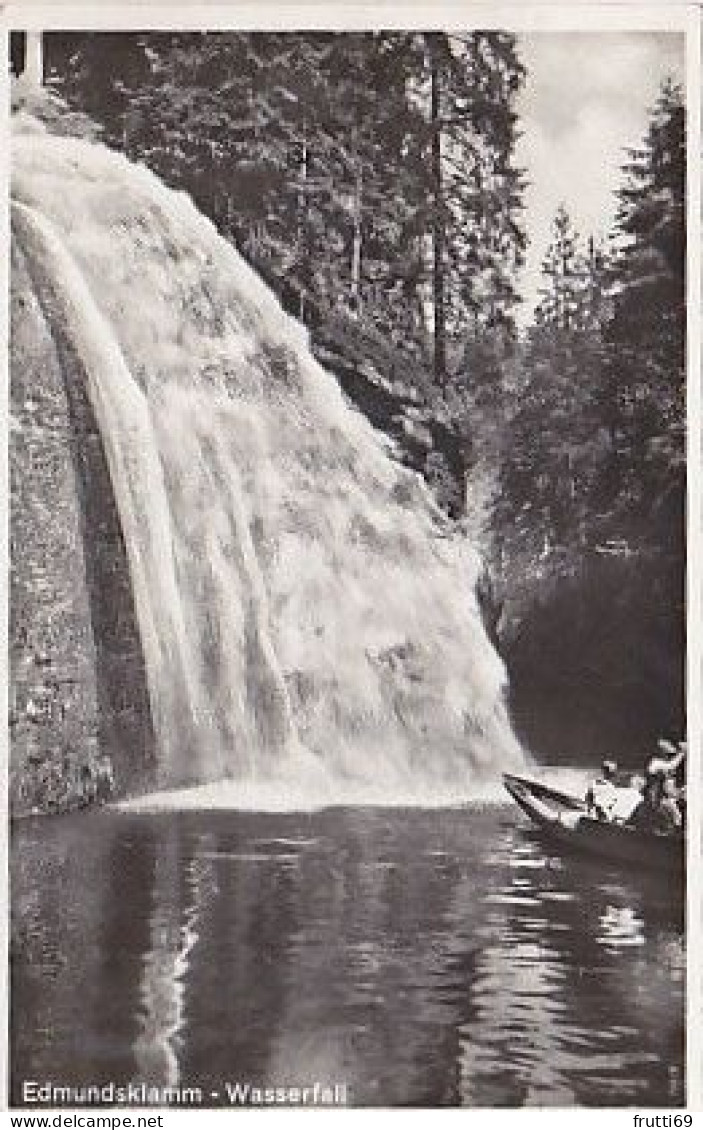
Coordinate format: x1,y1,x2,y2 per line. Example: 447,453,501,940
132,846,214,1088
456,826,683,1107
11,805,684,1107
596,905,646,951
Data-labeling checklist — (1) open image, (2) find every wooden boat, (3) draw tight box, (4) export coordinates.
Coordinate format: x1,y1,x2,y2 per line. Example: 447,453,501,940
503,772,684,875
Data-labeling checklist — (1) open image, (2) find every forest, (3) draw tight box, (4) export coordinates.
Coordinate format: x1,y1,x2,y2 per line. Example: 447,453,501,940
19,30,686,764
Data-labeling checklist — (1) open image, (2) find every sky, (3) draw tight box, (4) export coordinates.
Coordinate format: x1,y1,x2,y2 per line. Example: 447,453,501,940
515,32,685,324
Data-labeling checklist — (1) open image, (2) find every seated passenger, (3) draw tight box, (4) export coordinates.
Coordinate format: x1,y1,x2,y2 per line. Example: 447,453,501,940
586,760,619,821
586,761,645,824
646,737,686,785
627,769,682,834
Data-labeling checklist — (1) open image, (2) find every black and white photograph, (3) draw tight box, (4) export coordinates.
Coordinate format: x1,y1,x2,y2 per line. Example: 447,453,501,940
5,3,696,1113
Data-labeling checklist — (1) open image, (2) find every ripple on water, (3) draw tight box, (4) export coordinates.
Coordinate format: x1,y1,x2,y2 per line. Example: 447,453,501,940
10,803,684,1108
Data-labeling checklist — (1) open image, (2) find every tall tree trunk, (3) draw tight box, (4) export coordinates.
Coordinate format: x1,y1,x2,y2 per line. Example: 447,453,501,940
350,153,363,317
430,52,446,384
298,127,308,323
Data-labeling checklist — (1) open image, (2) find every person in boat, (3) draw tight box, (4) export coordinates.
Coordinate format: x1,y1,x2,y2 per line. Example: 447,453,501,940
647,737,686,785
584,760,641,824
627,776,681,834
585,760,619,821
647,737,686,823
626,739,685,834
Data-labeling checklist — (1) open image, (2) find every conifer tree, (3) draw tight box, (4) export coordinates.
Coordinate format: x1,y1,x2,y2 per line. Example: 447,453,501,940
599,79,685,552
497,206,609,559
44,30,526,402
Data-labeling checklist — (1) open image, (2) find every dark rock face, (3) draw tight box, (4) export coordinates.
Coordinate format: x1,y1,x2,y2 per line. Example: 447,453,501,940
249,254,470,518
500,552,685,767
10,236,155,816
316,345,467,514
309,316,469,519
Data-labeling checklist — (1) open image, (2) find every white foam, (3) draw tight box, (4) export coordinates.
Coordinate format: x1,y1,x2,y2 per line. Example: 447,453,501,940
13,126,526,801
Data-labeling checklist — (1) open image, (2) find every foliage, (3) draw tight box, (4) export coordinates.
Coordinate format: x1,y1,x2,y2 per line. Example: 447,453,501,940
599,79,685,555
43,30,526,391
493,80,685,756
495,80,684,573
495,207,611,563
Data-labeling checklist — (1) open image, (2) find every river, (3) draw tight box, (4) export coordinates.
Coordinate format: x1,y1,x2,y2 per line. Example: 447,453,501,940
10,796,685,1108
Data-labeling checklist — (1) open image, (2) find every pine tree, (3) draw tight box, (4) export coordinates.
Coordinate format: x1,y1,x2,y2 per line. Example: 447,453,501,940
429,35,448,383
599,79,685,551
44,31,526,405
497,206,609,560
447,33,527,338
535,205,587,330
405,33,526,384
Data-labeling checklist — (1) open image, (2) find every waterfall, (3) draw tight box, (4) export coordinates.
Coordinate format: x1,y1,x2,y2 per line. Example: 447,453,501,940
11,126,524,806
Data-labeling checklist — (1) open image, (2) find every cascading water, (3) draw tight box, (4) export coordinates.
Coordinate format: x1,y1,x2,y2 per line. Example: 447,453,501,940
11,122,525,807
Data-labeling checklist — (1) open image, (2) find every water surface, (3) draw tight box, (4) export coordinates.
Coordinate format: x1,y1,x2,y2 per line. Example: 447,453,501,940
11,802,684,1107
